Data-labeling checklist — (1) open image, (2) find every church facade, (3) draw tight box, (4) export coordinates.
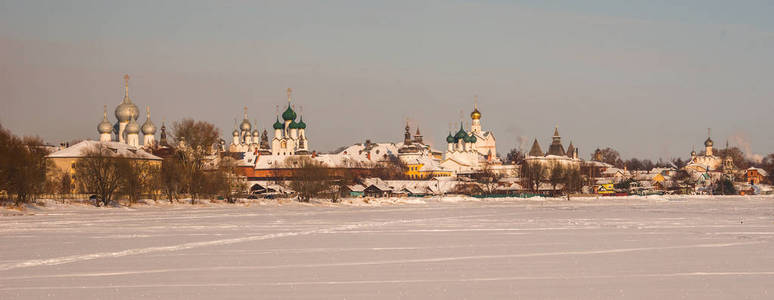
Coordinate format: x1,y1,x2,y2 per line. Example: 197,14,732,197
228,88,310,156
440,100,500,173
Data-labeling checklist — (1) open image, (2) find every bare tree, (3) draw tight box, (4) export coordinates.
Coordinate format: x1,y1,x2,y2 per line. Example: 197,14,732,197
763,153,774,185
563,168,582,194
118,160,157,206
0,124,48,205
158,157,183,203
477,163,504,195
172,119,220,204
74,144,124,207
171,119,220,150
595,147,624,167
549,163,566,194
505,148,526,165
284,156,332,202
520,160,546,193
215,157,246,203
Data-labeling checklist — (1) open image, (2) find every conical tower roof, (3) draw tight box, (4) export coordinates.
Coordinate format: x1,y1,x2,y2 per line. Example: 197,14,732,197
528,138,544,157
566,142,575,158
547,126,565,156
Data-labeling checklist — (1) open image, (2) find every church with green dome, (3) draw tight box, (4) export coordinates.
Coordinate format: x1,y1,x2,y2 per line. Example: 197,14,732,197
228,88,310,156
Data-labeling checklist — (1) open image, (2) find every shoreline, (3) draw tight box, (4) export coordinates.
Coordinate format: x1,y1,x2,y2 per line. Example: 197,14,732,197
4,194,774,216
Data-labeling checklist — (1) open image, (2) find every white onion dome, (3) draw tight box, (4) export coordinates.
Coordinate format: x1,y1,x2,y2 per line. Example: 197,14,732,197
141,119,156,135
240,119,251,132
115,98,139,122
125,117,140,134
115,75,139,122
97,108,113,134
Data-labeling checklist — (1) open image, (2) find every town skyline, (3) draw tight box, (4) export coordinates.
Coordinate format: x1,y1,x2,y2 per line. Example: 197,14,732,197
2,1,773,160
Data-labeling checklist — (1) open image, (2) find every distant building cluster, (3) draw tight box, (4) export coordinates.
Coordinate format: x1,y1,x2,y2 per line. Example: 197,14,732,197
42,74,771,199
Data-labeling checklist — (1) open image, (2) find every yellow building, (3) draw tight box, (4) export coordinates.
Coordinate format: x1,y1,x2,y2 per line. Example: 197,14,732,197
405,162,453,179
46,140,162,189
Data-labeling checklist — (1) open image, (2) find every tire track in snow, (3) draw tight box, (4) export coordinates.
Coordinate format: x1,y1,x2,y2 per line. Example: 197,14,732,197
3,271,774,291
0,214,492,272
0,240,762,278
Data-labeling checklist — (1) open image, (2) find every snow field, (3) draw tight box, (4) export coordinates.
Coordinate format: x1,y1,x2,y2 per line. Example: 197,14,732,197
1,196,773,299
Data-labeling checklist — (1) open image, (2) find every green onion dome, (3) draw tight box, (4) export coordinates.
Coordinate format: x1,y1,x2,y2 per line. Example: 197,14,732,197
288,119,300,129
454,124,468,141
282,104,297,121
272,117,283,130
297,116,306,129
446,132,455,143
468,134,477,143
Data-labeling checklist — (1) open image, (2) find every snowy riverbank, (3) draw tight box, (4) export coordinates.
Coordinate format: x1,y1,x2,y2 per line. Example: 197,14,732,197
4,194,774,216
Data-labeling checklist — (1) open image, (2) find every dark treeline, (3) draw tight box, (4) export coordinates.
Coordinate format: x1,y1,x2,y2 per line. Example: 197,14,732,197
0,124,48,205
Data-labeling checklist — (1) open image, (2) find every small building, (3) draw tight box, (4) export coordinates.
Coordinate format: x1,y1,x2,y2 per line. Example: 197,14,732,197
342,184,366,197
746,167,768,185
364,184,393,197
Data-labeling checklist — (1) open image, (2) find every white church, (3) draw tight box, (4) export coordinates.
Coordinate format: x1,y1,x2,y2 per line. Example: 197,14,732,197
440,99,501,173
96,75,159,149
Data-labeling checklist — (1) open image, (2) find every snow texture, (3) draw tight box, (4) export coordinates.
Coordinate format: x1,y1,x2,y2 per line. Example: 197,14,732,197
1,195,773,299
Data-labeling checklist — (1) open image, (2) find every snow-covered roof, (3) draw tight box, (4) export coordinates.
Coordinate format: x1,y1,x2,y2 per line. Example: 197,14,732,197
46,140,161,160
747,167,769,177
346,184,366,192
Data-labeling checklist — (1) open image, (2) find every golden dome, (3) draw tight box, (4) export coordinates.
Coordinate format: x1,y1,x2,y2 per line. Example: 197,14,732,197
470,107,481,120
470,96,481,120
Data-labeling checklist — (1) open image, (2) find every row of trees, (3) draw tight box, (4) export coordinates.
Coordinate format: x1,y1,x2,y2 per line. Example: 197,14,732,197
520,161,583,195
67,119,250,206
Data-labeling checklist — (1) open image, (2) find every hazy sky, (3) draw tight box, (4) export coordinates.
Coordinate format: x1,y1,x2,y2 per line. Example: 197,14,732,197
1,0,773,160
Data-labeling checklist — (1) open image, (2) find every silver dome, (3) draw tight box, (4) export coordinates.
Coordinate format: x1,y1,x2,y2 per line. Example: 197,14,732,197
252,129,259,136
97,107,113,134
240,119,251,132
232,129,239,136
115,75,139,122
115,97,139,122
125,117,140,134
140,106,156,135
141,119,156,135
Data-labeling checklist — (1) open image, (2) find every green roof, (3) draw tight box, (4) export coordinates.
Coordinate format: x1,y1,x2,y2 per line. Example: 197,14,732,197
282,104,296,121
297,116,306,129
272,117,283,130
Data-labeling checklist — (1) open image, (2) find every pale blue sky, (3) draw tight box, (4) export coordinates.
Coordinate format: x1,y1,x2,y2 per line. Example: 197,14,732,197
1,1,773,160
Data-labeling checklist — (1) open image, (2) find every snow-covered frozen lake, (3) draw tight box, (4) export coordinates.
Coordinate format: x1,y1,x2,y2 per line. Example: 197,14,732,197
1,196,773,299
